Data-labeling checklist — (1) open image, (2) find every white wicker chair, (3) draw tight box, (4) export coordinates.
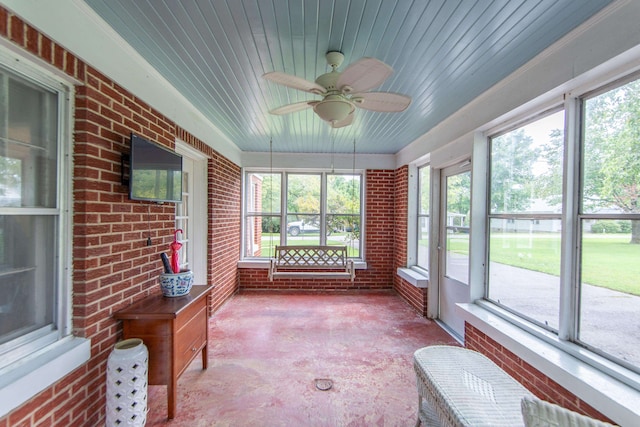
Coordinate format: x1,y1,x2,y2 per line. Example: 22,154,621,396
521,396,617,427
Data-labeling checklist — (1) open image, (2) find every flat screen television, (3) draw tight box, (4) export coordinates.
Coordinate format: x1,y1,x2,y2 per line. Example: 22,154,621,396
128,133,183,203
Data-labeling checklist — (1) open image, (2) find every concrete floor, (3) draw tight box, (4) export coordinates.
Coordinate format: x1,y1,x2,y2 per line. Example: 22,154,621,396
145,291,458,426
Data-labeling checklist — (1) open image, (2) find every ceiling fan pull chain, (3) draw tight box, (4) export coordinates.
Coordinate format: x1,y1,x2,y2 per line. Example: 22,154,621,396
330,129,335,173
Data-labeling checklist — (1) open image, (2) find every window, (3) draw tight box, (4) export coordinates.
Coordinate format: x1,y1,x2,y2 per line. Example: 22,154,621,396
416,165,430,270
579,76,640,369
244,172,281,258
0,64,70,369
487,110,564,331
175,167,190,270
243,170,363,259
486,75,640,374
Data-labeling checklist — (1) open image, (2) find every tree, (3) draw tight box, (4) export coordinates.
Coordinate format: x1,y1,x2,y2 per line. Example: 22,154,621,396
0,157,21,206
447,171,471,227
537,128,564,207
490,129,540,213
583,78,640,243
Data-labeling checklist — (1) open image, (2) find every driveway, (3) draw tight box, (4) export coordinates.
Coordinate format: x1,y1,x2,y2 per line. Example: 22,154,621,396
489,262,640,366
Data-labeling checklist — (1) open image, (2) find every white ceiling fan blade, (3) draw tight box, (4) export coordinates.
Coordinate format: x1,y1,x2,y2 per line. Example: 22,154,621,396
330,112,354,128
263,72,326,94
337,58,393,93
269,100,318,115
351,92,411,112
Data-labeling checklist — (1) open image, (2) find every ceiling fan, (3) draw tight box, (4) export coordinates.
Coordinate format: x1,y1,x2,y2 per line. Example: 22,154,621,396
263,51,411,128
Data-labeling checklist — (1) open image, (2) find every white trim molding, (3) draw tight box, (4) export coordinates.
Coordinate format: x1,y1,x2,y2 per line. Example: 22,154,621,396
0,337,90,418
396,267,428,288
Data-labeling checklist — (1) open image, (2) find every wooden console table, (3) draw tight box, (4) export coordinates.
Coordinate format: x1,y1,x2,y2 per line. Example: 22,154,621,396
114,285,212,419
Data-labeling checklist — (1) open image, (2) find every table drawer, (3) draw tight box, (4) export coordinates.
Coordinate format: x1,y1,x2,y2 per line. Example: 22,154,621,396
176,296,206,330
175,307,207,374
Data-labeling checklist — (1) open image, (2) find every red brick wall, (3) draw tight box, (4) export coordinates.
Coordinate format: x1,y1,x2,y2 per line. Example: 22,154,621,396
0,8,240,427
208,152,242,311
465,324,614,424
393,165,428,315
238,169,396,290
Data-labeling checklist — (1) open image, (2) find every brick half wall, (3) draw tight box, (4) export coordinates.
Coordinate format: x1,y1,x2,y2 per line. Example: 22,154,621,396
466,323,614,424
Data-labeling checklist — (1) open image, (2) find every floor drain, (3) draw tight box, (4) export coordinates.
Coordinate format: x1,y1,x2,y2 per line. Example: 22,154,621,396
314,378,333,391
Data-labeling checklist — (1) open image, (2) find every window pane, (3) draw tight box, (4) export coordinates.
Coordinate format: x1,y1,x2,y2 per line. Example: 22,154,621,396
579,222,640,365
286,174,321,245
246,172,281,214
326,214,359,256
175,171,190,270
487,218,561,330
287,174,320,215
445,172,470,283
417,216,429,268
327,174,360,215
0,215,56,345
417,165,430,269
244,215,280,258
490,111,564,214
0,78,58,208
327,174,361,255
445,229,468,283
419,165,430,215
582,78,640,217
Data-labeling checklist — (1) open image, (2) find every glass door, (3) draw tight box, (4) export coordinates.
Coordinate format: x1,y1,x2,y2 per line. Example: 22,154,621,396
438,163,472,339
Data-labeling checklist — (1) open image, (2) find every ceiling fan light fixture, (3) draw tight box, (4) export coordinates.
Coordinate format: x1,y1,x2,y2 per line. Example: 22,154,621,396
313,97,355,123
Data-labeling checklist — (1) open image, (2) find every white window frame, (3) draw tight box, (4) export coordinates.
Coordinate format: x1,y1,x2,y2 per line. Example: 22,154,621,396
174,140,208,284
415,163,431,272
241,168,365,262
485,107,565,332
0,44,89,418
398,162,430,288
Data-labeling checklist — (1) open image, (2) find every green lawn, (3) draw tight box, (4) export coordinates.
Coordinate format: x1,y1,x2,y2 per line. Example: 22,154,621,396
483,233,640,296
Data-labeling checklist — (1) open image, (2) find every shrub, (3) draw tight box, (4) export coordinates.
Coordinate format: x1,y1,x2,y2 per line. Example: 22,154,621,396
590,220,621,233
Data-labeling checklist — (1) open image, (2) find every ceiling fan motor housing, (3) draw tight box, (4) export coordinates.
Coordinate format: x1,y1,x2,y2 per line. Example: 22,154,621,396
315,71,340,91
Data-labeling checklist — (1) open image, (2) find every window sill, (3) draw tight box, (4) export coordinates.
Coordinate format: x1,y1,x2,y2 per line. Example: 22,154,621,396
238,259,368,269
457,302,639,426
396,267,429,288
0,336,91,417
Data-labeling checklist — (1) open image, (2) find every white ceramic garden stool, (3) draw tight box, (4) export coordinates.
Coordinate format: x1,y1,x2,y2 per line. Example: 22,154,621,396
106,338,149,426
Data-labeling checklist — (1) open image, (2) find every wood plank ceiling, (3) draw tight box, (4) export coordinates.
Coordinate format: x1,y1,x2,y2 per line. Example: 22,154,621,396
84,0,612,154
